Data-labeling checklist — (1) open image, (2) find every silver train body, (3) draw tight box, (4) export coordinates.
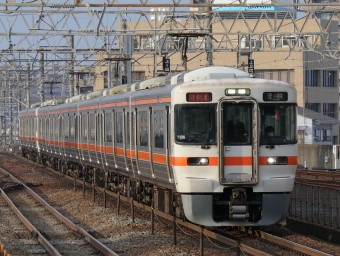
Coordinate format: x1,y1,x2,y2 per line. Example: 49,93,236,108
19,66,298,226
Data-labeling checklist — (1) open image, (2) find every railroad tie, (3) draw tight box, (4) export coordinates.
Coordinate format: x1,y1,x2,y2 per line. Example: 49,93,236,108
0,242,8,256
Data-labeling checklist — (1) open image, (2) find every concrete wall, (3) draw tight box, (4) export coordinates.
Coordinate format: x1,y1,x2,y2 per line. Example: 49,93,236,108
298,144,337,170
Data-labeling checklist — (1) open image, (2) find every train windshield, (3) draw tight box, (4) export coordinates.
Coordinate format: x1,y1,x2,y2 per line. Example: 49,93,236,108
259,103,297,145
175,104,216,144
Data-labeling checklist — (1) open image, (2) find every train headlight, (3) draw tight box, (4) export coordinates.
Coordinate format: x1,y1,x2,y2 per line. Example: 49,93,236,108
187,157,209,165
225,88,250,96
267,157,288,165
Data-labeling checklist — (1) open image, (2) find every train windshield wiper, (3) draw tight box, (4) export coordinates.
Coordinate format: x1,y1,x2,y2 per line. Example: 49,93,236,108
201,126,211,149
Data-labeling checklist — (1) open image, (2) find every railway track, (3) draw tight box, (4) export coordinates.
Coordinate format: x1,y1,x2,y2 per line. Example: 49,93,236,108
296,170,340,189
0,167,118,256
0,152,336,256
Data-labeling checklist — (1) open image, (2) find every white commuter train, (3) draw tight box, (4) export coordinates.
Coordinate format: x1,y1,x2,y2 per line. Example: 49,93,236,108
19,66,298,226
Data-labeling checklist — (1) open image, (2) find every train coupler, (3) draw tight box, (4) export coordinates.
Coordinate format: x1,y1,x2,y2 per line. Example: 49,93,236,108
229,188,249,220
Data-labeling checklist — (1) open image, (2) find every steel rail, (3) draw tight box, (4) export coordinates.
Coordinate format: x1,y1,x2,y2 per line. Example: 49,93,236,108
0,187,62,256
241,227,333,256
0,167,119,256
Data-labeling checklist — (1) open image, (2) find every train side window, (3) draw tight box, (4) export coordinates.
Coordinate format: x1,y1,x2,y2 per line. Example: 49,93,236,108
154,110,164,148
70,115,75,139
32,117,34,138
55,116,58,139
34,116,37,137
126,112,130,144
75,115,78,141
89,113,95,141
115,112,123,143
46,117,50,140
139,111,148,147
64,115,69,139
28,117,30,138
50,117,54,140
82,113,88,140
41,118,44,139
131,112,135,146
105,112,112,142
96,113,100,142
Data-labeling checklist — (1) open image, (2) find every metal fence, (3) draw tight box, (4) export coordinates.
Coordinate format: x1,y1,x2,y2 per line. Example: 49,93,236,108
289,182,340,228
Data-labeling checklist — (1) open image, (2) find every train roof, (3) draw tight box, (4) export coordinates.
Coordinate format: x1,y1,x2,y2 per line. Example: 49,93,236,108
24,66,254,111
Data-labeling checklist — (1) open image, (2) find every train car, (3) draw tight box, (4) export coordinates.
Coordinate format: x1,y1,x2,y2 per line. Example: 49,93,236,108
19,66,298,226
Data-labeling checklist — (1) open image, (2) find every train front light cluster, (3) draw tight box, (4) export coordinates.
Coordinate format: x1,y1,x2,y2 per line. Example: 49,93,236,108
225,88,250,96
267,156,288,165
187,157,209,165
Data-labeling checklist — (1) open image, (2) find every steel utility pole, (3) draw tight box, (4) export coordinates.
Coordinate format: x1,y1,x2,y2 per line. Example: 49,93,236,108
69,35,75,97
26,64,31,108
40,52,45,102
205,0,213,66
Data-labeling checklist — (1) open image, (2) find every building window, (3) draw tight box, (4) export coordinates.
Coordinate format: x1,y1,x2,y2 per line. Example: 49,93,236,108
305,70,319,87
322,70,335,87
325,129,332,141
283,36,297,47
255,70,294,84
315,129,332,142
132,71,145,82
305,103,319,113
323,103,336,118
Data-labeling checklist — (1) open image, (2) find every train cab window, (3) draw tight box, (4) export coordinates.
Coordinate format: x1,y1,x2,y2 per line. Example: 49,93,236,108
105,112,112,142
175,104,216,144
223,103,252,145
154,110,164,148
89,113,95,141
259,104,297,145
64,116,69,139
139,111,148,147
115,112,123,143
70,115,75,139
82,114,88,140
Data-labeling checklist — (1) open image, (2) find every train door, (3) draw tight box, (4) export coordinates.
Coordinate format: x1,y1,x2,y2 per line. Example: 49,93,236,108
219,100,259,185
136,108,153,178
88,112,97,163
46,116,51,153
81,112,90,161
101,111,107,167
115,110,126,170
59,116,64,157
76,114,82,162
95,111,102,165
126,110,136,174
53,116,59,154
151,107,169,181
50,116,55,154
69,114,76,158
104,110,116,167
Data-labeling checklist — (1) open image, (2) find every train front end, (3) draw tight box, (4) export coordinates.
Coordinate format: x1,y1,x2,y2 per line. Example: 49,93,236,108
172,78,297,226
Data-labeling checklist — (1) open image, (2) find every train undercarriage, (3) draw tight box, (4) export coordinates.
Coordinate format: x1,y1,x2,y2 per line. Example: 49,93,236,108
21,147,184,219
